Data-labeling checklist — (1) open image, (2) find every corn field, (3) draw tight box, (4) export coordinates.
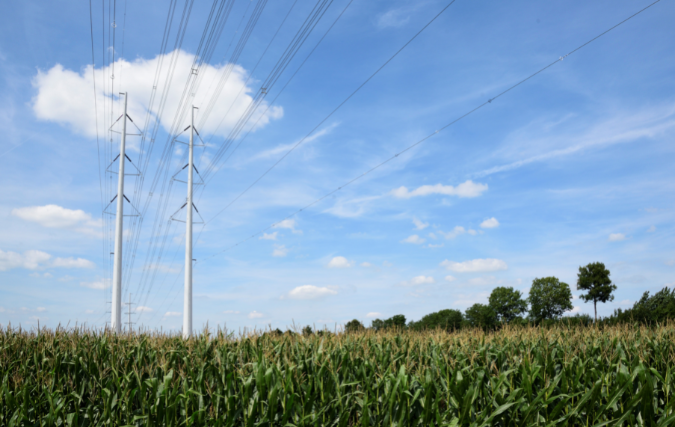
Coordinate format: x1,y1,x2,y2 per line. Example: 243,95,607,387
2,324,675,426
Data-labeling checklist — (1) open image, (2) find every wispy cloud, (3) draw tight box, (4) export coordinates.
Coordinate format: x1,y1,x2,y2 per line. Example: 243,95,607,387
391,180,488,199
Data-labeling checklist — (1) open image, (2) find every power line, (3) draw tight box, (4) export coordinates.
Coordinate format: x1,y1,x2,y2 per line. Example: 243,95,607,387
196,0,663,266
200,0,456,225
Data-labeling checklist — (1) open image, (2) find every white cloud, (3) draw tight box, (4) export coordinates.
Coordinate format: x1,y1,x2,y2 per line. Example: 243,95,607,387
480,218,499,229
259,232,278,240
439,226,466,240
327,256,353,268
0,249,51,271
402,234,425,244
382,261,393,267
440,258,508,273
391,180,488,199
0,307,4,313
272,245,288,257
427,243,444,248
402,275,435,286
251,123,338,161
666,260,675,266
412,218,429,230
428,232,437,239
12,205,98,232
445,275,456,282
273,219,301,234
564,306,581,316
608,233,626,242
85,309,95,314
223,310,241,314
80,279,111,289
36,307,47,312
136,306,153,313
619,299,631,305
32,51,283,138
360,262,372,268
164,311,181,317
366,312,381,318
248,311,264,319
52,257,95,269
287,285,338,300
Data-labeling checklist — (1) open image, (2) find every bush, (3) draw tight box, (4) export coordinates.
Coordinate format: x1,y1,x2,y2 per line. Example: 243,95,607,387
409,309,463,332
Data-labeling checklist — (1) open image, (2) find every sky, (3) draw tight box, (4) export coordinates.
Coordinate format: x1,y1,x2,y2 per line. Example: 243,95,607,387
1,0,674,333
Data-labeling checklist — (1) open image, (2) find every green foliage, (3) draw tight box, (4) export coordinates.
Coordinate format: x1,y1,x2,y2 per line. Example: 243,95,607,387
4,325,675,425
577,262,617,322
609,287,675,325
302,325,313,336
371,314,407,331
344,319,365,333
528,276,574,322
464,303,498,329
408,309,463,332
488,286,528,322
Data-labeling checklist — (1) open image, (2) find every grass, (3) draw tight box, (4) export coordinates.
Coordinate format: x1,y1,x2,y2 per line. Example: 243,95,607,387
2,324,675,426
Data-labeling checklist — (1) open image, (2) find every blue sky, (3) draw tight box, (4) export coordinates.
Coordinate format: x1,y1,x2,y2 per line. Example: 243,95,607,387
1,0,674,332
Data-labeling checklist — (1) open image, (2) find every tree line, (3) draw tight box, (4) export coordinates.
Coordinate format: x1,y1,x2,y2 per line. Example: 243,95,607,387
343,262,674,332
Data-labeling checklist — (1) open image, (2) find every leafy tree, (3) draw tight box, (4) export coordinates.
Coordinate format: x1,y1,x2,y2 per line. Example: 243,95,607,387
577,262,617,323
409,309,463,332
371,315,406,331
489,287,527,322
464,304,498,329
528,277,573,322
609,287,675,325
302,326,313,337
370,319,385,331
344,319,365,333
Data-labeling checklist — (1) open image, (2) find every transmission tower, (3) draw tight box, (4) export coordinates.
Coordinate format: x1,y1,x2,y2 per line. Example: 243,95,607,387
104,93,141,333
170,106,204,339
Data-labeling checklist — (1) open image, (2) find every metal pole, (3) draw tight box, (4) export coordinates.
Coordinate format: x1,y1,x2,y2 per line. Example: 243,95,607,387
128,293,132,333
111,93,127,334
183,106,195,339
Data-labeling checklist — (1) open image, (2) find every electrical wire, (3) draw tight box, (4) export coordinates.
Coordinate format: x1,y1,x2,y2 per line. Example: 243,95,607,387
196,0,663,266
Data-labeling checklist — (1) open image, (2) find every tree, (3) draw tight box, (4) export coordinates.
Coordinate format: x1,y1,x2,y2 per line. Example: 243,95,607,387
489,287,527,323
528,277,573,322
409,309,463,331
302,326,313,337
344,319,365,333
371,315,406,331
577,262,617,324
464,304,498,329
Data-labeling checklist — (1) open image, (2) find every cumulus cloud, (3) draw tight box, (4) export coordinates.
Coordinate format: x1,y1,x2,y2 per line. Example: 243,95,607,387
439,226,467,240
412,218,429,230
0,249,51,271
136,306,153,313
402,275,435,286
327,256,353,268
248,311,264,319
391,180,488,199
480,218,499,229
564,306,581,316
286,285,338,300
259,232,278,240
53,257,95,269
402,235,425,245
445,275,456,282
360,262,373,268
366,312,381,318
272,245,288,257
80,278,110,290
32,51,283,138
440,258,508,273
12,205,98,231
223,310,241,314
164,311,181,317
85,309,95,314
273,219,301,234
608,233,626,242
647,225,656,233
